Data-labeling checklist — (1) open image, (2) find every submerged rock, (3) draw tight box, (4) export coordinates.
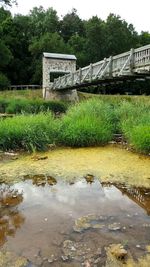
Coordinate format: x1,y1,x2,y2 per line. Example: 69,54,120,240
47,176,57,186
108,244,127,260
108,223,121,231
84,174,95,184
73,214,107,232
62,240,91,262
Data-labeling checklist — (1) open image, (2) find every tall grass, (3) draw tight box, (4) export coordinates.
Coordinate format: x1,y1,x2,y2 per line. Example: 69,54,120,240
0,98,149,154
0,113,57,151
116,101,150,153
57,99,116,147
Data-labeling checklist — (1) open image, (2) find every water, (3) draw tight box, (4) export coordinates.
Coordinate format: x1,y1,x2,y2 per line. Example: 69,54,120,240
0,175,150,266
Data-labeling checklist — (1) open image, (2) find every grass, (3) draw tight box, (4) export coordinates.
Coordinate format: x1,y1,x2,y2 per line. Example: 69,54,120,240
0,113,57,151
0,91,149,154
117,102,150,153
0,98,68,114
57,99,116,147
0,89,43,99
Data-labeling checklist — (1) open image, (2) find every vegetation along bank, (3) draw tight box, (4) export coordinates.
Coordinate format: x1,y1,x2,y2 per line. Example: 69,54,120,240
0,97,149,154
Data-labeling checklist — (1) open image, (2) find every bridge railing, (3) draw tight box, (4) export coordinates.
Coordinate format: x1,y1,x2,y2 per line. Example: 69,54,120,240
52,44,150,90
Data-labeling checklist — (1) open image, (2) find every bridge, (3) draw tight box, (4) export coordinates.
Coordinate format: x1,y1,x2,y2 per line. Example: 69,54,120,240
52,44,150,91
102,182,150,215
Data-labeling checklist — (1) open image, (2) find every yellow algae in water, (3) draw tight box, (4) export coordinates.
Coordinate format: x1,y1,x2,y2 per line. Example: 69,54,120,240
0,251,27,267
105,244,150,267
0,145,150,187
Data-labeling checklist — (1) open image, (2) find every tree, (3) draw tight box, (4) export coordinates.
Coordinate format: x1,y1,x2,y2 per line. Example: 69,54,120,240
0,0,17,6
105,14,138,56
84,16,106,63
68,34,87,67
29,6,59,37
139,31,150,46
60,8,85,42
0,7,12,88
29,32,68,83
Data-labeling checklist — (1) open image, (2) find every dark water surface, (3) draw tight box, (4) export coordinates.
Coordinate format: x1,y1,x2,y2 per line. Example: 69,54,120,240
0,176,150,266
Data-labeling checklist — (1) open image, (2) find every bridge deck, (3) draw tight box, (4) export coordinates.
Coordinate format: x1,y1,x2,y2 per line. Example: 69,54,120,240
52,44,150,90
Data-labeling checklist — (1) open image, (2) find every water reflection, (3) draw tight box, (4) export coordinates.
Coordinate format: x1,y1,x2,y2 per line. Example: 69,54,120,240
23,174,57,187
0,186,24,246
0,175,150,265
102,182,150,215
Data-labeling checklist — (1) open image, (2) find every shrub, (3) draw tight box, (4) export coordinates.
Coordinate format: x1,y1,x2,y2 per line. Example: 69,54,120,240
0,73,10,90
0,98,68,114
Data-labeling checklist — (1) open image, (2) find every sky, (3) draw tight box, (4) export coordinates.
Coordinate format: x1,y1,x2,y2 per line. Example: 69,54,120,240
11,0,150,33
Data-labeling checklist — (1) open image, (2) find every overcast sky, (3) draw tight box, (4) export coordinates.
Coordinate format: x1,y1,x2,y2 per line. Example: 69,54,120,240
11,0,150,33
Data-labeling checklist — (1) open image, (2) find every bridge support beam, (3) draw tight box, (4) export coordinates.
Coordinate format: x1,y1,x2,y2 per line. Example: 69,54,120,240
44,87,79,102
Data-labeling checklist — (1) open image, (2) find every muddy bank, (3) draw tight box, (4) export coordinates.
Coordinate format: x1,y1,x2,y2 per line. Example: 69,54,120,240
0,145,149,187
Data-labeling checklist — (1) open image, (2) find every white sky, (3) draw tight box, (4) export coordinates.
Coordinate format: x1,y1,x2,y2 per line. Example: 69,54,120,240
11,0,150,33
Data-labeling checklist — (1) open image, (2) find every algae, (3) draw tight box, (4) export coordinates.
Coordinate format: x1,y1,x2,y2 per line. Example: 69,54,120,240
0,145,149,187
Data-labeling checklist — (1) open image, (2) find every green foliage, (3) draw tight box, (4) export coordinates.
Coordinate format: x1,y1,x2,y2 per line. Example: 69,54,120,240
0,97,149,154
0,73,10,89
0,98,68,114
0,113,56,151
60,8,85,42
57,99,116,147
0,4,150,90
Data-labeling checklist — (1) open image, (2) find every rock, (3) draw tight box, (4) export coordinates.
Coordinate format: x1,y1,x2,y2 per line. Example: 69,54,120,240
61,255,69,261
4,152,18,156
94,247,102,256
84,174,94,184
31,155,48,161
94,257,101,264
47,254,57,263
92,224,105,229
47,176,57,186
108,223,121,231
73,214,106,233
62,240,90,262
109,244,127,260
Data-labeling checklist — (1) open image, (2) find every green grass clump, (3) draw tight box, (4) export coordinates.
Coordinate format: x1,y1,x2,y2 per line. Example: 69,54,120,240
57,99,116,147
0,113,56,151
128,125,150,153
116,101,150,153
0,98,67,114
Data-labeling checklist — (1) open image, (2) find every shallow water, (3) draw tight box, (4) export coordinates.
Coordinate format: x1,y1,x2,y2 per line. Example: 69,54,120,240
0,145,150,187
0,176,150,266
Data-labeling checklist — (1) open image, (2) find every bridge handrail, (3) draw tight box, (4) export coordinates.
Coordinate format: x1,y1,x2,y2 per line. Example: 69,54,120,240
52,44,150,90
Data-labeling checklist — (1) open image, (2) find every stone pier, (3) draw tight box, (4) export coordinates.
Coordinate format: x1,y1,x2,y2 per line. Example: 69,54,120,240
42,52,78,101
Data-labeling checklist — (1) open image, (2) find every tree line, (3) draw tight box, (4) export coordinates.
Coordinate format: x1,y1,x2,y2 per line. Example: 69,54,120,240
0,0,150,90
